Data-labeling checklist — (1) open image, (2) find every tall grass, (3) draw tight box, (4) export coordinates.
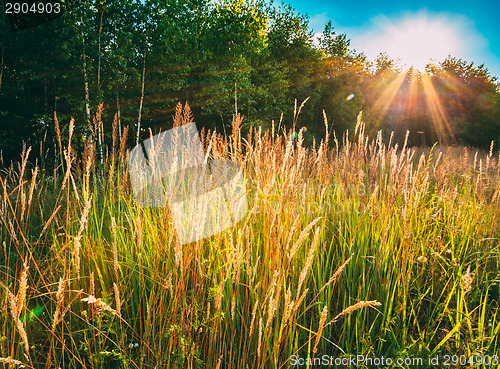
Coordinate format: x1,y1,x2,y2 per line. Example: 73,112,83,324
0,102,499,368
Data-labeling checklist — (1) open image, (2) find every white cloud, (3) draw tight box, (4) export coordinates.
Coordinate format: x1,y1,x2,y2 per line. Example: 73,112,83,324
346,10,489,70
312,32,322,47
309,12,330,33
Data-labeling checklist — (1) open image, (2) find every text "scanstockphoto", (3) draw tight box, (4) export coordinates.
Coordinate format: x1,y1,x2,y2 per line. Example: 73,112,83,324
289,355,428,367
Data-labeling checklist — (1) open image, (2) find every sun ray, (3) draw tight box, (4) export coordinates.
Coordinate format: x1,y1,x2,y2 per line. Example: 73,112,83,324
371,72,407,124
406,69,419,113
420,72,456,144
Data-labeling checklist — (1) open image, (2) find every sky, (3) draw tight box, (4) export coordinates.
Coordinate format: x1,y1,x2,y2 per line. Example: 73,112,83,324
284,0,500,78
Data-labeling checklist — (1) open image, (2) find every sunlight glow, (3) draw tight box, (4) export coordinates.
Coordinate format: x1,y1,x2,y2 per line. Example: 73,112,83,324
384,16,461,70
371,72,407,123
362,12,465,71
421,73,456,144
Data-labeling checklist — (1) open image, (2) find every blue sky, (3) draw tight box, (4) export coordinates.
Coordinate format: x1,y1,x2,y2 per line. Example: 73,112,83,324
284,0,500,78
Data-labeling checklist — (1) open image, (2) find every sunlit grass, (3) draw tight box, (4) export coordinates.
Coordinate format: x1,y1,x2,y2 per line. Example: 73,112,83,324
0,103,499,368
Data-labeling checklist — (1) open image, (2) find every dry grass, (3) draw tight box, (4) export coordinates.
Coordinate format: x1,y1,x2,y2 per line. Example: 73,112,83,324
0,102,499,368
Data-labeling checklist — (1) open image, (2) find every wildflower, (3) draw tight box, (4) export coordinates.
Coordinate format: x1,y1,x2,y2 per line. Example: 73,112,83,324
417,255,428,263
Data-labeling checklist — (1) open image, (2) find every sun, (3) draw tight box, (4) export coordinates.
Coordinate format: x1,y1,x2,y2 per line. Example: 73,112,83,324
370,13,463,71
357,11,479,145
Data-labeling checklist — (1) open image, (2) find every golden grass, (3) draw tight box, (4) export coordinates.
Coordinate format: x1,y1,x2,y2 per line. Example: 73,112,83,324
0,102,499,368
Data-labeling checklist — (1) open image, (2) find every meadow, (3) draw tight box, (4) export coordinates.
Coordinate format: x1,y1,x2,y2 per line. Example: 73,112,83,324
1,103,499,368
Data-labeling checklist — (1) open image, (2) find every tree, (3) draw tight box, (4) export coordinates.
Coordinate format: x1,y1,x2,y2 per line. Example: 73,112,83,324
318,21,350,58
197,0,268,128
436,57,499,147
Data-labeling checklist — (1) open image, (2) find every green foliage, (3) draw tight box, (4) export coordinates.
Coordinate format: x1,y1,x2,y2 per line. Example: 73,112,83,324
318,21,351,58
1,0,500,167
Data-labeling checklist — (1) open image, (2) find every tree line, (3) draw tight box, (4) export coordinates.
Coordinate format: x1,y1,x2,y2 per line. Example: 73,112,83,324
1,0,499,165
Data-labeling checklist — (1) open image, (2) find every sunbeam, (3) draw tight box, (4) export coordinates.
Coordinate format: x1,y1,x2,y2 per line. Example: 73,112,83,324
420,72,456,144
370,72,407,123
